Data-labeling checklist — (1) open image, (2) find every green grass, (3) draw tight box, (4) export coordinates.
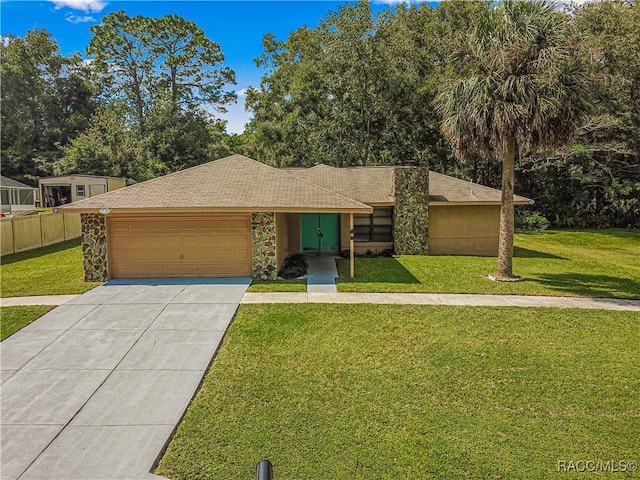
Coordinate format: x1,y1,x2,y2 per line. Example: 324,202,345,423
248,279,307,292
155,304,640,480
24,208,53,216
1,306,53,340
337,230,640,299
0,238,100,297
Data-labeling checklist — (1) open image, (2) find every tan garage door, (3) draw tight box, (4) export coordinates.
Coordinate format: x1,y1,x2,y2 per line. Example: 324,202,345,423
108,215,252,278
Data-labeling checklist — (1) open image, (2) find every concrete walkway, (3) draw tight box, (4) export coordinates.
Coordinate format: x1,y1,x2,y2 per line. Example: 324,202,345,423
3,291,639,311
0,278,251,480
241,292,640,311
0,295,80,306
304,255,339,294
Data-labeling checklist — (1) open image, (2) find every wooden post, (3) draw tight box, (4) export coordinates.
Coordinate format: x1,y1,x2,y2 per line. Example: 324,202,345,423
39,213,45,249
349,212,354,278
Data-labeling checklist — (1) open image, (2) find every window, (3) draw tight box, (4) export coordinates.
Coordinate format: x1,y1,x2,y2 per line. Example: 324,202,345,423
18,189,34,206
354,208,393,242
76,185,85,197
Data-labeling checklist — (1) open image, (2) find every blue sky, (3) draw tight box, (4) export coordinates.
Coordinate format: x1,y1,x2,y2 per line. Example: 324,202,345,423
1,0,400,133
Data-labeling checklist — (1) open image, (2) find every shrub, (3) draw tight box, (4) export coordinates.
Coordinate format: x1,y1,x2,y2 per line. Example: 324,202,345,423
516,211,550,230
278,253,308,279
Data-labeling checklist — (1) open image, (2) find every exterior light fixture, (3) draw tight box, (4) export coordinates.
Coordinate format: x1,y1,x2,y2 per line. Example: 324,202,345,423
99,207,110,215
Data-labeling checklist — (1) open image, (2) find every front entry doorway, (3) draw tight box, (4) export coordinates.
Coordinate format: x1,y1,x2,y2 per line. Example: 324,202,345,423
300,213,340,253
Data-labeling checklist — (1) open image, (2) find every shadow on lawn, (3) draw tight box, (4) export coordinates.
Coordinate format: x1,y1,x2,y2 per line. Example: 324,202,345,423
532,273,640,299
336,257,420,284
514,246,568,260
1,238,81,266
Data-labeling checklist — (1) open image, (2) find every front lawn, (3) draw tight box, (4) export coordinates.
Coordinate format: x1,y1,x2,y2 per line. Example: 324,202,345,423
156,304,639,480
248,279,307,292
0,238,100,297
1,306,53,341
337,230,640,299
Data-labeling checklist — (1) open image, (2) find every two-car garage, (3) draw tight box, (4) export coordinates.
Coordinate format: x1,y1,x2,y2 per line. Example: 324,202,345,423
107,214,252,278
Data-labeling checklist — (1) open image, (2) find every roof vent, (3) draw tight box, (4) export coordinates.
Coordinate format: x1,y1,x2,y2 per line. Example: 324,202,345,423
470,190,474,196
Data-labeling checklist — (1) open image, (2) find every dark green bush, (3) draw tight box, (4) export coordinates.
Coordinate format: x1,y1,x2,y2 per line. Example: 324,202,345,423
278,253,308,279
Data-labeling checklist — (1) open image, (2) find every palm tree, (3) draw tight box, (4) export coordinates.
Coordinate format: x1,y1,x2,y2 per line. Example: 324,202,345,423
435,0,590,280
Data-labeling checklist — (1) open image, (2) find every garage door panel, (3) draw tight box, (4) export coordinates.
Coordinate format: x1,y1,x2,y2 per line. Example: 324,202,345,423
108,215,252,278
180,219,200,231
129,220,148,232
197,219,218,230
231,219,248,230
146,250,170,262
233,250,251,262
111,236,130,249
146,220,167,232
182,249,206,262
111,219,131,233
163,234,182,248
198,234,217,246
233,237,250,248
182,236,201,248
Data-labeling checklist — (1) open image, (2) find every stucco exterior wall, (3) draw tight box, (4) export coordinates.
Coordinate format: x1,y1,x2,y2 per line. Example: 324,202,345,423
81,213,109,282
393,167,429,255
251,212,277,280
275,213,289,270
340,213,350,251
428,204,500,256
286,213,301,255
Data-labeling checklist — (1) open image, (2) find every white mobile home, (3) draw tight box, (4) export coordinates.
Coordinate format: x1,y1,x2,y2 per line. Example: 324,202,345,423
39,175,126,207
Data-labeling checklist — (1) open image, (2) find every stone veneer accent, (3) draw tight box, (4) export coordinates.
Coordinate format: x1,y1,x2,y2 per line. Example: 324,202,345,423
81,213,109,282
251,212,277,280
393,167,429,255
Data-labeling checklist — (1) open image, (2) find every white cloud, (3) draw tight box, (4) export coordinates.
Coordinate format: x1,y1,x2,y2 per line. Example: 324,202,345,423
1,35,11,47
65,14,96,23
220,100,252,134
50,0,106,13
237,88,249,97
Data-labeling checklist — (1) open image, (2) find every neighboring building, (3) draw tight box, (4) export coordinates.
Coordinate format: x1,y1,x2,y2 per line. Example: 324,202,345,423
38,175,126,208
59,155,532,282
0,175,36,215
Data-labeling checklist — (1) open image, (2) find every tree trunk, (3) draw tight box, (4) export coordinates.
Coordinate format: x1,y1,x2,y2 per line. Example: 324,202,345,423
171,64,178,112
497,138,516,279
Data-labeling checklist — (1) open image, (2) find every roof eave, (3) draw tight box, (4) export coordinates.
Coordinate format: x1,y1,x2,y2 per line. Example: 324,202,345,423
56,205,374,214
429,200,533,206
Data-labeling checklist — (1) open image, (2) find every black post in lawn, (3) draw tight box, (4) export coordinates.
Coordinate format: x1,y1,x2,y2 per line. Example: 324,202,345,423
256,459,273,480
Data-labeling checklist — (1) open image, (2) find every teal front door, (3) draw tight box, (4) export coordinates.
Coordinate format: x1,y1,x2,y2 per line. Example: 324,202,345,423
301,213,340,253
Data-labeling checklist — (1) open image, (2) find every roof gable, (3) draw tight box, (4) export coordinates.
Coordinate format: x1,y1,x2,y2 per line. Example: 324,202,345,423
59,155,372,213
283,165,395,204
285,164,531,205
0,175,33,189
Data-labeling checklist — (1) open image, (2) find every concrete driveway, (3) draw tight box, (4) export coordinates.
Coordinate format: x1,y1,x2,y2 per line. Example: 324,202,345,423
0,278,251,480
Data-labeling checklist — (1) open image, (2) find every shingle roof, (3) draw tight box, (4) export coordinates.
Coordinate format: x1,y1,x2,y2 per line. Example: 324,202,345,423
59,155,372,213
0,175,33,189
59,156,532,213
285,164,532,205
283,165,395,204
429,171,531,204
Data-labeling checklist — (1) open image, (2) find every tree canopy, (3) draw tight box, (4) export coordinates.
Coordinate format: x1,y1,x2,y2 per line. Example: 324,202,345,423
435,0,590,278
1,2,638,229
243,0,638,229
